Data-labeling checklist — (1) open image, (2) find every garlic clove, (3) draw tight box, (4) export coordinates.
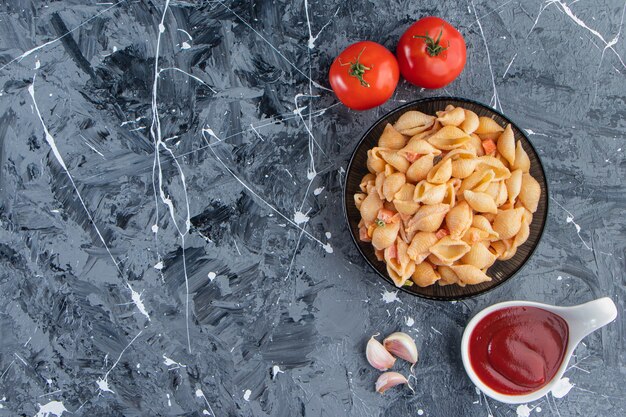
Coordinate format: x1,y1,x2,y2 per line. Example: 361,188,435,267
366,335,396,371
375,371,410,394
383,332,419,364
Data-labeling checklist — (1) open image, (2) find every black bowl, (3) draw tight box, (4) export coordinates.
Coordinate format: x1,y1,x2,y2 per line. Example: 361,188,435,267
343,97,549,301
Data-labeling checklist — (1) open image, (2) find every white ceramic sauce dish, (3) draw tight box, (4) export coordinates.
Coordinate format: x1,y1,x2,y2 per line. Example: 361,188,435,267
461,297,617,404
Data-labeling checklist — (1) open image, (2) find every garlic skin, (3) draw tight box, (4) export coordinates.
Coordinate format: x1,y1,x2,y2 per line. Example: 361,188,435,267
375,372,409,393
366,335,396,371
383,332,419,364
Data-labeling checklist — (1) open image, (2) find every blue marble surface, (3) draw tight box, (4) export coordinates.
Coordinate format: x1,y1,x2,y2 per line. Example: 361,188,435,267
0,0,624,416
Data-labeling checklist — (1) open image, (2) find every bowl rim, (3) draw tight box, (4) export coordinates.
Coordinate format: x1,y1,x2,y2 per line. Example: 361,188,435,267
342,96,550,301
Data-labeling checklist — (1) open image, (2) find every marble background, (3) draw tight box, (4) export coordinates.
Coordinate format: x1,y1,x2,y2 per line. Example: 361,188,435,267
0,0,624,416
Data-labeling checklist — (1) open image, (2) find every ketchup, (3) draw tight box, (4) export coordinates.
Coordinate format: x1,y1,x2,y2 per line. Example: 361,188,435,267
468,306,569,395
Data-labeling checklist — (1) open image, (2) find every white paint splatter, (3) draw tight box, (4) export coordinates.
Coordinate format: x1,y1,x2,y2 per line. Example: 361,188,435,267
96,378,114,393
203,411,210,415
166,393,171,407
163,354,186,369
381,290,401,304
28,79,122,275
313,187,324,195
272,365,285,379
430,326,443,335
516,404,531,417
417,410,424,416
551,377,574,398
151,224,159,233
181,41,191,49
524,129,548,137
158,23,165,33
557,275,563,280
127,283,150,321
536,407,542,412
0,1,124,72
293,210,310,225
154,261,164,270
303,0,339,49
322,243,333,253
325,232,332,239
208,272,217,281
502,53,517,78
35,59,41,69
471,0,501,111
406,317,415,327
243,389,251,401
195,389,204,397
96,330,143,394
551,197,592,251
35,401,67,417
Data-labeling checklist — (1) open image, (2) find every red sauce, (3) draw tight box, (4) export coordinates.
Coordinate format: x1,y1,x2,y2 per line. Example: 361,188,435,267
468,306,569,395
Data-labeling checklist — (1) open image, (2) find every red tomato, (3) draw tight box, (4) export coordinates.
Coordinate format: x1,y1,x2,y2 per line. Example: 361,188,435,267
329,41,399,110
396,17,466,89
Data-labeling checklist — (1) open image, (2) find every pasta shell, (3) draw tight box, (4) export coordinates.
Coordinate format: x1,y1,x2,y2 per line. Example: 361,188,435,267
512,141,530,173
426,158,452,184
490,240,514,260
518,173,541,213
413,180,447,204
393,184,419,215
360,173,376,193
497,124,516,166
378,123,408,150
464,190,498,214
407,203,450,233
429,236,471,263
468,134,485,156
443,148,477,178
461,227,491,245
450,265,492,285
372,221,401,250
367,148,387,174
411,262,440,287
407,232,438,263
484,181,499,200
375,172,386,200
461,243,498,269
493,181,508,207
427,126,471,150
383,173,406,202
380,150,410,173
354,193,366,210
442,181,457,207
428,252,452,266
387,261,416,287
472,215,499,241
514,214,531,248
437,106,466,127
492,208,525,240
397,139,441,163
460,109,479,135
492,239,517,260
393,111,436,136
475,117,504,135
445,201,473,239
451,158,477,179
459,169,495,194
360,192,383,225
394,183,414,201
438,266,462,286
406,154,435,183
505,169,523,204
477,156,511,181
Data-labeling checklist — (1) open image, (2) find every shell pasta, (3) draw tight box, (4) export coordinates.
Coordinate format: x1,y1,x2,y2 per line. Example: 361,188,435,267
355,106,541,288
